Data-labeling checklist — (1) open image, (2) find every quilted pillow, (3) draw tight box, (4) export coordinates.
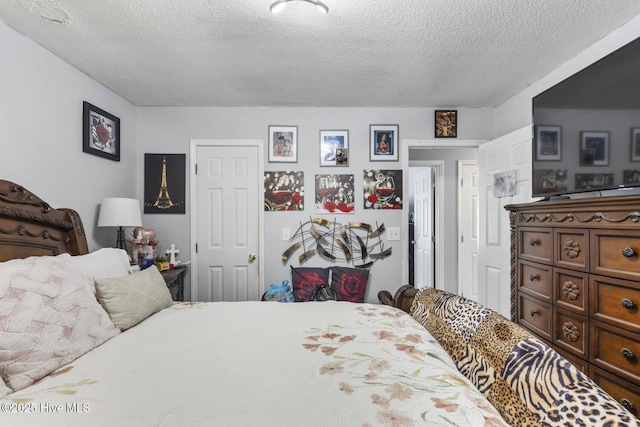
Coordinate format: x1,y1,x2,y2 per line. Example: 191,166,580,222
0,254,120,392
94,265,173,330
290,266,329,301
329,266,369,302
0,376,12,398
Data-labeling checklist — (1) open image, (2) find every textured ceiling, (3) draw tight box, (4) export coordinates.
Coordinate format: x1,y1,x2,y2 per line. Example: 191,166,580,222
1,0,640,107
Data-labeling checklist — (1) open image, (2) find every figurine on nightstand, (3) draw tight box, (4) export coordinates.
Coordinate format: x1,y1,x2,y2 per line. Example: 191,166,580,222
166,244,180,269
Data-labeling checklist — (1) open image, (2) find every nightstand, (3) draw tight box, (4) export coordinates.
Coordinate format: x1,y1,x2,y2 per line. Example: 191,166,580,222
161,266,188,301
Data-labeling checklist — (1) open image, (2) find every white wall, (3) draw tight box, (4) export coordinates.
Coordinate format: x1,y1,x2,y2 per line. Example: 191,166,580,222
137,107,494,302
0,21,138,251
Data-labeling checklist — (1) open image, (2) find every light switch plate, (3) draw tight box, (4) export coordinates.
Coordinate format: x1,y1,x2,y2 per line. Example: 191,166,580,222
387,227,400,241
282,228,291,241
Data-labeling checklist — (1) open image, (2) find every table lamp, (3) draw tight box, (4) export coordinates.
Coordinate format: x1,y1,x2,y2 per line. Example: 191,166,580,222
98,198,143,249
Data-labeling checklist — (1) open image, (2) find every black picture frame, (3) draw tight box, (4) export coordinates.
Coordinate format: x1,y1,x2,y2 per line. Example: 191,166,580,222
534,125,562,161
434,110,457,138
82,101,120,161
143,153,186,214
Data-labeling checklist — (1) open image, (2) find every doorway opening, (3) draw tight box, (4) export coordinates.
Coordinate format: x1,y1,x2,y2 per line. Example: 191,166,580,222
402,140,483,291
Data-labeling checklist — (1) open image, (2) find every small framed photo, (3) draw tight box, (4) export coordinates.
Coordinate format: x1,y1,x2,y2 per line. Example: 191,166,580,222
623,170,640,185
434,110,457,138
370,125,399,161
320,130,349,167
575,173,614,190
82,101,120,161
535,125,562,161
268,126,297,163
631,128,640,161
580,131,609,166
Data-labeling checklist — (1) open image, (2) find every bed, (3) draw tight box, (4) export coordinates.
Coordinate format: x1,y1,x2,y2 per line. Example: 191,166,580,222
0,179,636,426
0,180,506,426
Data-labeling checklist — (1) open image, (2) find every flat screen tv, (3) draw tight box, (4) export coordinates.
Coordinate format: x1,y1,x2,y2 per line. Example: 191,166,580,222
532,36,640,198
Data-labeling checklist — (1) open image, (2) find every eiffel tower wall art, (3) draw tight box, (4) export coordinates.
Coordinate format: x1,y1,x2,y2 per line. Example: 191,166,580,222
143,153,186,214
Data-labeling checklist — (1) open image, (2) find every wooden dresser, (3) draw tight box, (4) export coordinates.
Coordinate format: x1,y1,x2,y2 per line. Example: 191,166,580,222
506,196,640,416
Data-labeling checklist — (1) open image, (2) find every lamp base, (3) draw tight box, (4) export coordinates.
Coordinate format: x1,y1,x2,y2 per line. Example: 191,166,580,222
116,226,126,250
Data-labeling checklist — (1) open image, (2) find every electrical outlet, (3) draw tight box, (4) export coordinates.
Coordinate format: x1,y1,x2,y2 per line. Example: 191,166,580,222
282,228,291,241
387,227,400,241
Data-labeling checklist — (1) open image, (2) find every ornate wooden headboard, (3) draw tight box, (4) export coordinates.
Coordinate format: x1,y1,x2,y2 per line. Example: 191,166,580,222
0,180,89,262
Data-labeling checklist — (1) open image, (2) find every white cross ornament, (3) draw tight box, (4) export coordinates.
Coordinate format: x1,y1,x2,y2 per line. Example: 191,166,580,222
165,244,180,266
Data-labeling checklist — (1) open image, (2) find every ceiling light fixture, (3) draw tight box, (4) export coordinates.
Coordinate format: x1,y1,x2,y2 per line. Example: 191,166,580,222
270,0,329,14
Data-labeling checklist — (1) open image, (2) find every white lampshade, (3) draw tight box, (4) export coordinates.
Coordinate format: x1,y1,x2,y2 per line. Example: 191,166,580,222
98,198,143,249
98,198,143,227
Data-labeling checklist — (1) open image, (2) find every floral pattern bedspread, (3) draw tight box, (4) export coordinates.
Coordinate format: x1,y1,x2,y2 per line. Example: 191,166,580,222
2,301,506,426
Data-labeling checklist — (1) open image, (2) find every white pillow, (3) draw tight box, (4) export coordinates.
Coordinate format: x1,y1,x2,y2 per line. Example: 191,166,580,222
0,254,120,392
72,248,132,280
0,376,13,398
94,266,173,331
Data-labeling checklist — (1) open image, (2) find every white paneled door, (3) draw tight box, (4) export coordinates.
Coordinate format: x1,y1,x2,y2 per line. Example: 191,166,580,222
192,141,262,302
458,161,478,300
477,126,533,318
413,167,434,288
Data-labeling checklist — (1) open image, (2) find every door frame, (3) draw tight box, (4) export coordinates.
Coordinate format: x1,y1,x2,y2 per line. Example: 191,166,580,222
402,140,485,289
189,139,265,301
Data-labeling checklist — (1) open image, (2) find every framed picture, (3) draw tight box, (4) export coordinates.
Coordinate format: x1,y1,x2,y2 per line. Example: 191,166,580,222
575,173,614,191
535,125,562,161
143,154,186,214
369,125,399,161
631,128,640,161
580,131,609,166
82,101,120,161
532,169,568,195
434,110,457,138
264,171,304,211
268,126,297,163
320,130,349,167
315,174,355,214
623,170,640,185
363,170,403,209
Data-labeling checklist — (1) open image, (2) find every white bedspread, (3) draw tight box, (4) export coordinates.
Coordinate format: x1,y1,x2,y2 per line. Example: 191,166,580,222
2,302,507,426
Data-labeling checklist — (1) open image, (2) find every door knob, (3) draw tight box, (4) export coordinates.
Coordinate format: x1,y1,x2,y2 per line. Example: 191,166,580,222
248,253,256,263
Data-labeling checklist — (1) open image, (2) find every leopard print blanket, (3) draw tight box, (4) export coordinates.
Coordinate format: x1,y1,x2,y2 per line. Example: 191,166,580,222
411,288,638,427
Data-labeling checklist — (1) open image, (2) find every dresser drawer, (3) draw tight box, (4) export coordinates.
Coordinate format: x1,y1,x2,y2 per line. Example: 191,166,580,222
519,227,553,264
554,228,589,271
554,267,588,315
554,307,588,360
591,366,640,418
590,275,640,334
591,229,640,282
518,260,552,301
518,293,552,342
591,320,640,384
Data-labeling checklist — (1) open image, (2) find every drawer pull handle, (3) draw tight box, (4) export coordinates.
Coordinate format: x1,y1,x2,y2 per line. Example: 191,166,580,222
621,348,636,360
529,274,537,281
621,298,636,309
529,239,538,246
529,309,537,317
622,246,636,258
620,398,634,411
